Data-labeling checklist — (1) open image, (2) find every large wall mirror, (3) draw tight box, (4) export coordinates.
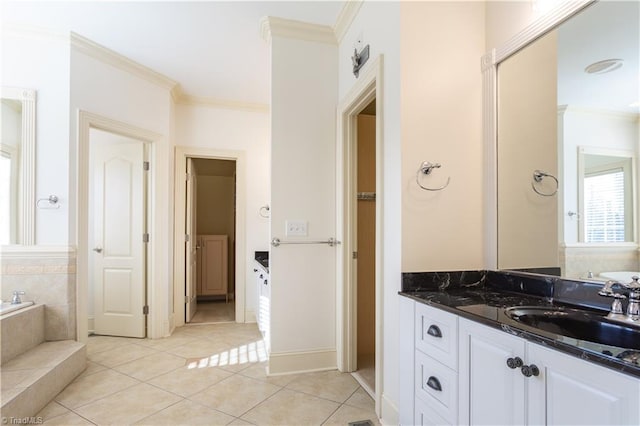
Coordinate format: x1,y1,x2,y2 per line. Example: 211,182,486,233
492,0,640,281
1,87,36,245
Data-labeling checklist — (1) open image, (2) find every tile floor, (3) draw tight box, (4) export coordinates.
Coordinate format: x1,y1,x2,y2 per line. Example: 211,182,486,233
190,301,236,324
37,323,380,425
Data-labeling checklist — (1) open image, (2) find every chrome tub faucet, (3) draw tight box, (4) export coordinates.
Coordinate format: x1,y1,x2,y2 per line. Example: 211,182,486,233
599,277,640,324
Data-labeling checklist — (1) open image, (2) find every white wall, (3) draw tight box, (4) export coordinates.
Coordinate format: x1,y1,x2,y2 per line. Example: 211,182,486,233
70,47,174,338
175,103,270,318
338,1,401,423
268,33,338,361
1,29,71,245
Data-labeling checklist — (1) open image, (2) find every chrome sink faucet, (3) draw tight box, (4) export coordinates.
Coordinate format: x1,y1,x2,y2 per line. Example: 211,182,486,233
11,290,26,304
599,277,640,323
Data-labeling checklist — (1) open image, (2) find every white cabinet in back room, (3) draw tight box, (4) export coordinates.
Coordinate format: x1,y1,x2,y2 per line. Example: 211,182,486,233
254,261,270,351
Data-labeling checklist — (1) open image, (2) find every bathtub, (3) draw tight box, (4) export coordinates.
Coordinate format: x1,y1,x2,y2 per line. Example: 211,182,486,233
0,301,35,316
599,271,640,283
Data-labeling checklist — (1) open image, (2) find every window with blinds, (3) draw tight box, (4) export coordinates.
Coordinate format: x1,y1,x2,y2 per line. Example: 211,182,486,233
584,168,625,242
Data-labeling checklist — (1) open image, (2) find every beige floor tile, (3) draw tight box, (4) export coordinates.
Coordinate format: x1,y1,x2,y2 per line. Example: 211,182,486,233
42,411,95,425
74,383,181,425
230,419,256,426
239,363,298,387
148,364,232,398
77,361,107,379
344,388,375,411
165,338,234,360
242,389,340,426
322,404,380,426
89,343,159,368
286,370,360,403
37,400,70,419
55,369,140,409
113,352,186,381
134,399,235,425
85,335,132,356
132,334,198,351
191,301,235,324
188,375,281,417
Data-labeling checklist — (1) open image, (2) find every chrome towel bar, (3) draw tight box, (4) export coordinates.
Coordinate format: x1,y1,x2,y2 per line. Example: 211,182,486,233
271,237,341,247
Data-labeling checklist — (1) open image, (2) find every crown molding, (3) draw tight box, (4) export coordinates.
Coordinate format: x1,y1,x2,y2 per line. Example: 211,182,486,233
178,94,269,113
260,16,336,45
334,0,363,43
70,32,179,92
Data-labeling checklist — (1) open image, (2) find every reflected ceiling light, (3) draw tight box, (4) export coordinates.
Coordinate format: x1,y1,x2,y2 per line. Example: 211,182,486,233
584,59,624,74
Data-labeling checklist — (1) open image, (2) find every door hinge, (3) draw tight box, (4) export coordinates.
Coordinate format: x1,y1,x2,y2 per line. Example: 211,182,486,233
185,173,191,181
143,305,149,315
352,251,358,259
185,296,190,304
185,234,190,242
143,161,150,171
143,233,150,243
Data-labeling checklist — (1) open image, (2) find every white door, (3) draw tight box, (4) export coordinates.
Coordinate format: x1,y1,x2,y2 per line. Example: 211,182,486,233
90,131,146,338
185,158,198,322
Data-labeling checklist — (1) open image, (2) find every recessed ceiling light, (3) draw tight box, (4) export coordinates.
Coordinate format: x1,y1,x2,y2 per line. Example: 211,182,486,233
584,59,624,74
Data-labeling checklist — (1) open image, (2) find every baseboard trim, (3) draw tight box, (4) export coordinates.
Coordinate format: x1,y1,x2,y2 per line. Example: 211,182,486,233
268,349,337,376
381,393,399,426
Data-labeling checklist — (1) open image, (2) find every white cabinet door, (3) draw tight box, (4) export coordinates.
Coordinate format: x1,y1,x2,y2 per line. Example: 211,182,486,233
527,342,640,426
459,319,526,426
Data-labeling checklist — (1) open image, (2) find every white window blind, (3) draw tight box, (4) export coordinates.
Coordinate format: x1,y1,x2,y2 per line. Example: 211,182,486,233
584,168,625,242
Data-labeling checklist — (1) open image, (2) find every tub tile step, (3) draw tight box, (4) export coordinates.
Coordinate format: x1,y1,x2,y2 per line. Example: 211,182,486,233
0,340,86,419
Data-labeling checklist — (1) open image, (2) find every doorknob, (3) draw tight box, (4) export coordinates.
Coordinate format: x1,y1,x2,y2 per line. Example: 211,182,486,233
93,247,103,253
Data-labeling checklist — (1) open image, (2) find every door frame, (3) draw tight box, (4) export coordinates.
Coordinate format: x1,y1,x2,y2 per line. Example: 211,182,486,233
336,55,384,416
173,146,246,327
77,110,162,342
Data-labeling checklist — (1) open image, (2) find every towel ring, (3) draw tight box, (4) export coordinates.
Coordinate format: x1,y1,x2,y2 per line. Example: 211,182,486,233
259,205,270,218
531,170,558,196
416,161,450,191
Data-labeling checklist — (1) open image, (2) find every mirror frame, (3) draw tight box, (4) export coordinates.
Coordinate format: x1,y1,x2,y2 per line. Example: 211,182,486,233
1,86,36,245
482,0,596,269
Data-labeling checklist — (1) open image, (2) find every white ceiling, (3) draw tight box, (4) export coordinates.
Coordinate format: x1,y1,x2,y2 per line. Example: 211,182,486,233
2,1,345,105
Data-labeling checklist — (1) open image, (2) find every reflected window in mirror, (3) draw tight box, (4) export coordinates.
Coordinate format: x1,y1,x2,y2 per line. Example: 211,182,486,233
579,150,635,243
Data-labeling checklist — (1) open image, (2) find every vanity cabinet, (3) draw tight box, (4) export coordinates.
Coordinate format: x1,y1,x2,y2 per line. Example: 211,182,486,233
459,317,640,425
401,297,640,425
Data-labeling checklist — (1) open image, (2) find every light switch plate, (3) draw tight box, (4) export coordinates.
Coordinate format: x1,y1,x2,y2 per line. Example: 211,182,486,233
286,220,308,236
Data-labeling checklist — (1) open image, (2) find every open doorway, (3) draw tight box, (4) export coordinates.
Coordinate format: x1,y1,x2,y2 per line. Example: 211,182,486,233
352,100,376,395
185,157,237,324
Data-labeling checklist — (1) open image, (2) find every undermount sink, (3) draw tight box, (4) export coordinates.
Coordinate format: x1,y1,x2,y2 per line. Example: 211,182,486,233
504,306,640,350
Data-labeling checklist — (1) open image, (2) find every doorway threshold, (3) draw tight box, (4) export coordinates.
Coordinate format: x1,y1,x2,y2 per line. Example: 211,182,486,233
351,369,375,399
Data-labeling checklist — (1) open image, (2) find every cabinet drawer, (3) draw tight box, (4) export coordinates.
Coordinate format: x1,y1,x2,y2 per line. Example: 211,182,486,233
414,396,451,426
415,303,458,370
415,350,458,424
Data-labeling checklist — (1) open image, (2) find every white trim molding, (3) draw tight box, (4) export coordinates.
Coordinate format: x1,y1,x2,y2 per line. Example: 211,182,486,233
0,245,75,260
482,0,597,270
177,94,269,113
76,110,165,343
173,146,248,330
336,55,385,417
260,16,337,45
334,0,364,43
267,349,337,375
70,32,178,92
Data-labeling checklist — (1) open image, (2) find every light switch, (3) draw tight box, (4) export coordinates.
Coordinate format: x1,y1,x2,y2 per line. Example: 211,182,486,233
286,220,308,236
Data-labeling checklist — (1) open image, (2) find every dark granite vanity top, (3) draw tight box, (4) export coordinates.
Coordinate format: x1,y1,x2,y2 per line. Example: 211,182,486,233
254,251,269,272
400,270,640,378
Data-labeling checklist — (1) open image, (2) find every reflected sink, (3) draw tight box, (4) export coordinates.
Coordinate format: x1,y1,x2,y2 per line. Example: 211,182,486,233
504,306,640,350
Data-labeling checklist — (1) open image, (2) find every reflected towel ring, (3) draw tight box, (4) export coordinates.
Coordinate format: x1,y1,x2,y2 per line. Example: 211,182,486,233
37,195,60,209
531,170,558,196
416,161,450,191
259,205,270,218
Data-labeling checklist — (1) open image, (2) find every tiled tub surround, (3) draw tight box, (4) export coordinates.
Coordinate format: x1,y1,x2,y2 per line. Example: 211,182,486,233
1,304,86,419
400,270,640,378
0,247,76,341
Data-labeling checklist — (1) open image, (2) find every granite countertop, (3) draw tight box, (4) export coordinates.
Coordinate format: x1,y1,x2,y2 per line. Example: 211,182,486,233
254,251,269,272
400,270,640,378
